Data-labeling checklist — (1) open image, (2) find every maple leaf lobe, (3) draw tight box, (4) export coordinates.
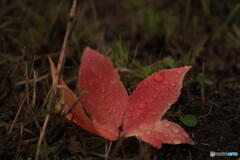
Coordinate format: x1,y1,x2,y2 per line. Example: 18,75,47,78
78,47,128,138
124,66,191,131
123,66,193,148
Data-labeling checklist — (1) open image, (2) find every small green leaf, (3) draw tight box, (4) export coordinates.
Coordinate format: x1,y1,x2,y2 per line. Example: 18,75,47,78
196,73,214,85
162,56,176,68
180,115,198,127
204,79,214,85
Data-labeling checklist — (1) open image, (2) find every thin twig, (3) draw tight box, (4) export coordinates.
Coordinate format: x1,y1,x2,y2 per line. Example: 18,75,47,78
16,74,48,86
25,61,30,105
105,141,113,160
8,95,27,134
198,102,213,119
17,124,24,157
64,90,87,116
54,0,78,91
30,70,37,112
35,0,79,159
35,114,50,160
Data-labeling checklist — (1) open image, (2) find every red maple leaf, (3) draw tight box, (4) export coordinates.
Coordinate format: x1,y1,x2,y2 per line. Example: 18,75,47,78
49,47,194,148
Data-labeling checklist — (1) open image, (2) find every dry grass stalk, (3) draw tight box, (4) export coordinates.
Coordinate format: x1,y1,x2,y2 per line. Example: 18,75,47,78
35,0,80,159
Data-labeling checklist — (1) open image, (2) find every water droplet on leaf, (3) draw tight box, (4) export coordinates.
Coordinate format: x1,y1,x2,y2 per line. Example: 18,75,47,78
139,124,144,129
143,81,149,87
140,116,145,120
172,127,180,133
128,105,135,111
182,132,189,138
154,73,164,82
164,133,169,137
150,111,157,115
102,88,105,93
170,82,176,87
138,103,147,109
164,122,170,127
177,70,182,74
173,139,182,144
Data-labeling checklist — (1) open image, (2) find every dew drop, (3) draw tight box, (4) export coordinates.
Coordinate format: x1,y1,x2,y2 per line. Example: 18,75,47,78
150,111,158,115
140,116,145,120
173,139,182,144
170,82,176,87
153,102,157,106
164,122,170,127
143,81,149,87
172,127,180,133
153,95,157,98
138,103,147,109
128,105,135,111
140,95,144,100
154,73,164,82
164,133,169,137
182,132,189,138
177,70,182,74
145,130,151,135
102,88,105,93
127,114,132,118
139,124,144,129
